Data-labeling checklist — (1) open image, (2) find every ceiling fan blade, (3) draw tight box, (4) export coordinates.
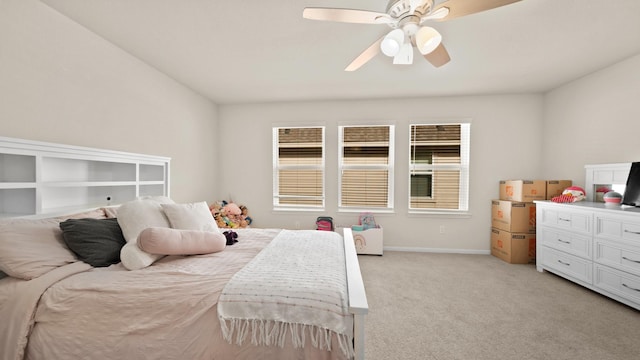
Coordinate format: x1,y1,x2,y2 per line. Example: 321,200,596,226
432,0,521,21
423,43,450,67
303,7,392,24
345,36,384,72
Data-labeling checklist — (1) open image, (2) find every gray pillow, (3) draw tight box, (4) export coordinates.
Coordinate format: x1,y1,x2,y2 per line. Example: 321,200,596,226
59,218,126,267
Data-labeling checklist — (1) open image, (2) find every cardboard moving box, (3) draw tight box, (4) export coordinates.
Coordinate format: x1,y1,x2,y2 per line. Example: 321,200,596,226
491,200,536,233
491,228,536,264
545,180,573,200
499,180,546,202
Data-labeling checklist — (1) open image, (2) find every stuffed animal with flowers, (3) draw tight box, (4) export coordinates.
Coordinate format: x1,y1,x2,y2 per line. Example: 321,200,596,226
209,200,252,228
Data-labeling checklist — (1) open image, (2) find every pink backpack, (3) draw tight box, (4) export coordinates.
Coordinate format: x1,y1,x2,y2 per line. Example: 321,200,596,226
316,216,334,231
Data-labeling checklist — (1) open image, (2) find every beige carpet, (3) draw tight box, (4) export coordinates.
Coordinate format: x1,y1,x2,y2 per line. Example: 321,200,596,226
358,252,640,360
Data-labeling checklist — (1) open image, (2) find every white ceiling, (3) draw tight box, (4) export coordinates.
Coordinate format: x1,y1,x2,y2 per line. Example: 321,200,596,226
40,0,640,104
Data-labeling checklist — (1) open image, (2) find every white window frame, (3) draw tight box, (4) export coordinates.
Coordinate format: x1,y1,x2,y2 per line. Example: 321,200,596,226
408,121,471,215
338,124,395,213
272,126,325,211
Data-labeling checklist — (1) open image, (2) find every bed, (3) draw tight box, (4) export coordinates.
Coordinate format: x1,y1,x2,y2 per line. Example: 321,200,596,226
0,199,368,360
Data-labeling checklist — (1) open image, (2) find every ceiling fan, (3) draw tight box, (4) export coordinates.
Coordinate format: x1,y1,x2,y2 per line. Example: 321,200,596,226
303,0,521,71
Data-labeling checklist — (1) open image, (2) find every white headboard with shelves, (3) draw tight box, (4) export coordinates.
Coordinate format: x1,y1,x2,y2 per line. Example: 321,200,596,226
0,136,170,218
584,163,630,202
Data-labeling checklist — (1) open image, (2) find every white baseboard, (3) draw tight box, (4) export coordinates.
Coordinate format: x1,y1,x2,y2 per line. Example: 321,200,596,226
382,246,490,255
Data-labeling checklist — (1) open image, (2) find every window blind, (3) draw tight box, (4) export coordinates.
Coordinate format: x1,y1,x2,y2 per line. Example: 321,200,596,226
273,127,324,208
409,123,470,211
339,125,394,209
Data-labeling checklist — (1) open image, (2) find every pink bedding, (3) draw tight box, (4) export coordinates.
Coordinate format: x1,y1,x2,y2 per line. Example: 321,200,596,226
0,228,351,360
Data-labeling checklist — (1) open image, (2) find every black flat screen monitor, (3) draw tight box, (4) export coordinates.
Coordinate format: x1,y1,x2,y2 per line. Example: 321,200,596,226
622,162,640,207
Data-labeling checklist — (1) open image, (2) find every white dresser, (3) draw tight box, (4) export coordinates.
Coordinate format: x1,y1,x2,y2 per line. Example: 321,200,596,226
535,200,640,310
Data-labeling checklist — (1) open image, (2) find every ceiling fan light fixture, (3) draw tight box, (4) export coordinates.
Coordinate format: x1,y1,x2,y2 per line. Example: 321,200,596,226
393,42,414,65
380,29,405,57
415,26,442,55
304,0,521,70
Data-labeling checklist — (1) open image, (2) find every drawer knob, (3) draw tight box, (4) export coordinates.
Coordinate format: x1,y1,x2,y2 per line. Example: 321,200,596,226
622,283,640,292
624,229,640,235
557,260,570,266
557,239,571,244
559,218,571,222
622,256,640,264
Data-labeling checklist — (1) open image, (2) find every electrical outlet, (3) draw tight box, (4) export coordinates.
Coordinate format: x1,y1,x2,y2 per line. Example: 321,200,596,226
295,221,301,229
439,225,445,234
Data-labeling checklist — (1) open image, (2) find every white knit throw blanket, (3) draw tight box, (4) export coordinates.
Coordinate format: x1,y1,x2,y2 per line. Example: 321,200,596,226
218,229,354,358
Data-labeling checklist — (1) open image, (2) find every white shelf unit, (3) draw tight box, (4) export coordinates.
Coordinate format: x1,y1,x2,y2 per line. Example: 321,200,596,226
584,163,631,202
0,136,170,218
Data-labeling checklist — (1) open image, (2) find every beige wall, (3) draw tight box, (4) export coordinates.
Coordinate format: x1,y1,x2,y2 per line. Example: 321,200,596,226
218,53,640,253
218,54,639,253
4,0,638,253
542,53,640,187
219,95,544,253
0,0,218,203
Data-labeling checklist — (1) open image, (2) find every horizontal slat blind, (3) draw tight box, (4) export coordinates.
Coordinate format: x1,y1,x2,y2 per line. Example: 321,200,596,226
273,127,324,208
340,125,393,209
410,123,470,211
342,169,389,207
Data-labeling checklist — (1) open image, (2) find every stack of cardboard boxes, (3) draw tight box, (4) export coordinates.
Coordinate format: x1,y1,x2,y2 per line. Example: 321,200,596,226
491,180,572,264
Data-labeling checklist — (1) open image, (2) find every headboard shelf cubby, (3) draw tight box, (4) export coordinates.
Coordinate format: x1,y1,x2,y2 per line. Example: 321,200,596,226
0,136,170,218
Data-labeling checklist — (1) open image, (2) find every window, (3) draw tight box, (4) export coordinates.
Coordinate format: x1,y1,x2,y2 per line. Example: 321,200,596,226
273,126,324,209
339,125,394,211
409,123,470,212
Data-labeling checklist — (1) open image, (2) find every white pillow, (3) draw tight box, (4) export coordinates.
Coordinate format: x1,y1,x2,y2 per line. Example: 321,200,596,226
116,198,174,270
120,242,163,270
117,199,173,243
161,201,219,233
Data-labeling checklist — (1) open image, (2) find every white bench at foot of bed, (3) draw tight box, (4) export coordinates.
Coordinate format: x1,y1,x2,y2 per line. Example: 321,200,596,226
343,228,368,360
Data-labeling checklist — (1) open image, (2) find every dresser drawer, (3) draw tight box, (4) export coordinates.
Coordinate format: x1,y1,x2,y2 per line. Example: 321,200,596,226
595,214,640,243
540,246,592,284
594,264,640,306
539,227,591,259
594,239,640,277
538,207,591,235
